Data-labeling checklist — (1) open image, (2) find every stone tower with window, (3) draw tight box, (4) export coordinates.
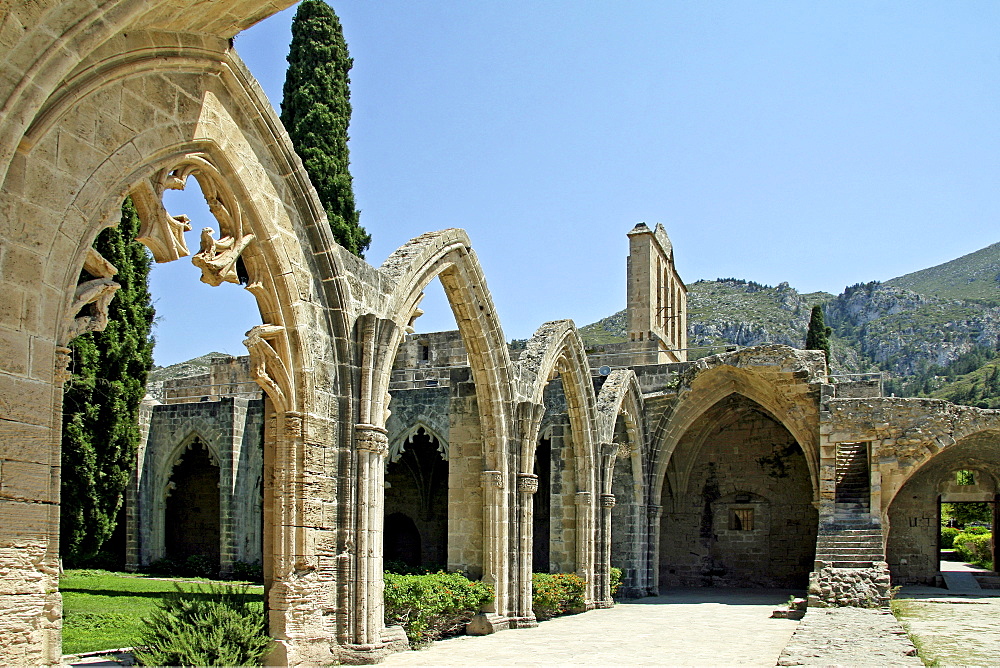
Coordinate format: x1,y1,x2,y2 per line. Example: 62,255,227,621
626,222,687,363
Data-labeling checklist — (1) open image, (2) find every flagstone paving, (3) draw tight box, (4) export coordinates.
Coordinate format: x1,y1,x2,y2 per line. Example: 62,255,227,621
383,589,802,666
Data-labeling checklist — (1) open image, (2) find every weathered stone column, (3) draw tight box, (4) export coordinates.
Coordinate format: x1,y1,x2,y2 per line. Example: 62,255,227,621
645,504,662,595
353,423,389,649
512,473,539,627
575,490,594,606
468,470,510,634
594,493,616,607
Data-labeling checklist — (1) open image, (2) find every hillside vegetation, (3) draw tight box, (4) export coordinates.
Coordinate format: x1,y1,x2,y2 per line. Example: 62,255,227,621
885,241,1000,304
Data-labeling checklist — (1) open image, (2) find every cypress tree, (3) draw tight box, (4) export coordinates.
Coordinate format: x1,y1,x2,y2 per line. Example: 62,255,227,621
61,198,155,565
805,304,832,365
281,0,370,257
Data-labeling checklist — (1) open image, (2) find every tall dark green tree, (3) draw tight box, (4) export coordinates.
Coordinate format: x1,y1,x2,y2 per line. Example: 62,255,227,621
281,0,370,257
805,304,832,365
61,198,155,565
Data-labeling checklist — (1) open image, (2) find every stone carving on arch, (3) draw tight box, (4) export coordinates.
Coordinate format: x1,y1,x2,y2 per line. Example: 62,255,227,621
389,422,450,463
649,346,826,505
1,7,352,666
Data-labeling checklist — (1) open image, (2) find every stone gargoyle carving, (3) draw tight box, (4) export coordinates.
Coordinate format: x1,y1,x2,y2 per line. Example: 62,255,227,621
192,226,255,286
64,248,120,342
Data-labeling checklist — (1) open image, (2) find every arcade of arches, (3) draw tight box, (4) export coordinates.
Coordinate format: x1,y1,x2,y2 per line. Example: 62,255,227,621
2,1,1000,664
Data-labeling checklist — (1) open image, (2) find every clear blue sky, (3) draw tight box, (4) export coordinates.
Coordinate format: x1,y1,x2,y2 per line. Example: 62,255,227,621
150,1,1000,367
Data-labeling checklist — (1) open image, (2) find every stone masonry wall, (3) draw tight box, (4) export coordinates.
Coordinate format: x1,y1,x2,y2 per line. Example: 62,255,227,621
660,396,817,588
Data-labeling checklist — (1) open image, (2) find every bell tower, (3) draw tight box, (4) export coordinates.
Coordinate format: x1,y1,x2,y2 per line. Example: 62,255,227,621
626,222,687,363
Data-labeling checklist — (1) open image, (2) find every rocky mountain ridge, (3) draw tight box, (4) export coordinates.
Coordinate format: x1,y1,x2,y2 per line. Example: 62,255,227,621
579,241,1000,397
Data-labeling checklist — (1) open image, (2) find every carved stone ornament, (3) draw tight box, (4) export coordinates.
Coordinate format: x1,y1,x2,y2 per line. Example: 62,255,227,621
64,248,120,342
600,494,616,509
517,473,539,494
616,441,633,459
355,423,389,457
132,178,192,263
244,324,294,413
647,504,662,518
192,226,255,286
575,491,592,506
481,470,504,489
54,346,73,386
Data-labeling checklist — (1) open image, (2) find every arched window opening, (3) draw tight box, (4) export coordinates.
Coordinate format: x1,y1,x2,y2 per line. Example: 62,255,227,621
384,427,448,570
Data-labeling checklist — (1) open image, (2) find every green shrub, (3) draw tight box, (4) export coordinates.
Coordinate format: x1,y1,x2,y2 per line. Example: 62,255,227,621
181,555,217,579
965,525,990,535
383,571,493,648
132,583,269,667
229,560,264,583
954,532,993,565
144,558,180,577
941,526,960,549
531,572,587,621
610,567,622,597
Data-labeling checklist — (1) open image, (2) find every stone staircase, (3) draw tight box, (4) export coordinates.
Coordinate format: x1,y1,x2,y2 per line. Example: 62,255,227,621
816,442,884,568
815,528,885,568
834,442,870,524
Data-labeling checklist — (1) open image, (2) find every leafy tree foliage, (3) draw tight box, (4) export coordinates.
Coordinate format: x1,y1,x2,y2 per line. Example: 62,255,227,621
281,0,370,257
61,198,154,565
805,304,831,364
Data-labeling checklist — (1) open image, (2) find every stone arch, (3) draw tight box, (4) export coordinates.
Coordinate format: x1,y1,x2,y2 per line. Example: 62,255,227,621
594,370,648,599
389,422,450,463
657,391,818,588
517,320,599,605
384,425,450,569
650,350,824,505
0,23,353,664
884,427,1000,584
344,228,519,637
162,434,222,569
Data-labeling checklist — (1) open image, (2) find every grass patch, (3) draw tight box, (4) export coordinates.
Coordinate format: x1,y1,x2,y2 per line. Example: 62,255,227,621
60,569,263,655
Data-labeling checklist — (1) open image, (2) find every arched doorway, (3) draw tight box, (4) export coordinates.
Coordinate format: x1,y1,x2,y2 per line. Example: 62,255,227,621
886,430,1000,585
164,437,221,570
659,393,817,588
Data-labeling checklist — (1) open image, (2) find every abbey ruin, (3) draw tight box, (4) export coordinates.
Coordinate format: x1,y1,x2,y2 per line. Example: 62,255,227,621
1,1,999,665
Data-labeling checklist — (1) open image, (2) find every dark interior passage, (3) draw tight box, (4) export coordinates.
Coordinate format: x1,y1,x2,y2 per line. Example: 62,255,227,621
165,438,221,568
384,428,448,569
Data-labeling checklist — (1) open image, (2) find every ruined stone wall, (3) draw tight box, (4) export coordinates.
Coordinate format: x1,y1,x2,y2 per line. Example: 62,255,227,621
660,398,817,588
130,397,264,572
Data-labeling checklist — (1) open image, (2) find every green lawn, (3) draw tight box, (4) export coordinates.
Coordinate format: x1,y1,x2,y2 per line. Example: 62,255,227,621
60,569,264,655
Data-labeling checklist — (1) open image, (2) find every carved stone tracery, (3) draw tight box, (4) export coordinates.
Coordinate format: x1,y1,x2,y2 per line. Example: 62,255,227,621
64,247,120,342
244,324,294,413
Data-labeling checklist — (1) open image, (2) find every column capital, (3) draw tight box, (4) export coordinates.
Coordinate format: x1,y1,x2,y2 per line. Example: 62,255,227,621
482,470,504,489
517,473,539,494
355,423,389,457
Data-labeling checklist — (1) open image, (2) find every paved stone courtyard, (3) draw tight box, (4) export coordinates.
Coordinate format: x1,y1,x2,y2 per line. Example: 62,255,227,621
382,590,803,666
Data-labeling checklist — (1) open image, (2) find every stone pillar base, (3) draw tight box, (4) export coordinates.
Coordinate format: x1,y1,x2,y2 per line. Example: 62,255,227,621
466,613,510,635
592,600,614,609
508,615,539,629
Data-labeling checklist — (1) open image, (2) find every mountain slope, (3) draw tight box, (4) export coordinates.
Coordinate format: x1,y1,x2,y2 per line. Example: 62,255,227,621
885,241,1000,304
